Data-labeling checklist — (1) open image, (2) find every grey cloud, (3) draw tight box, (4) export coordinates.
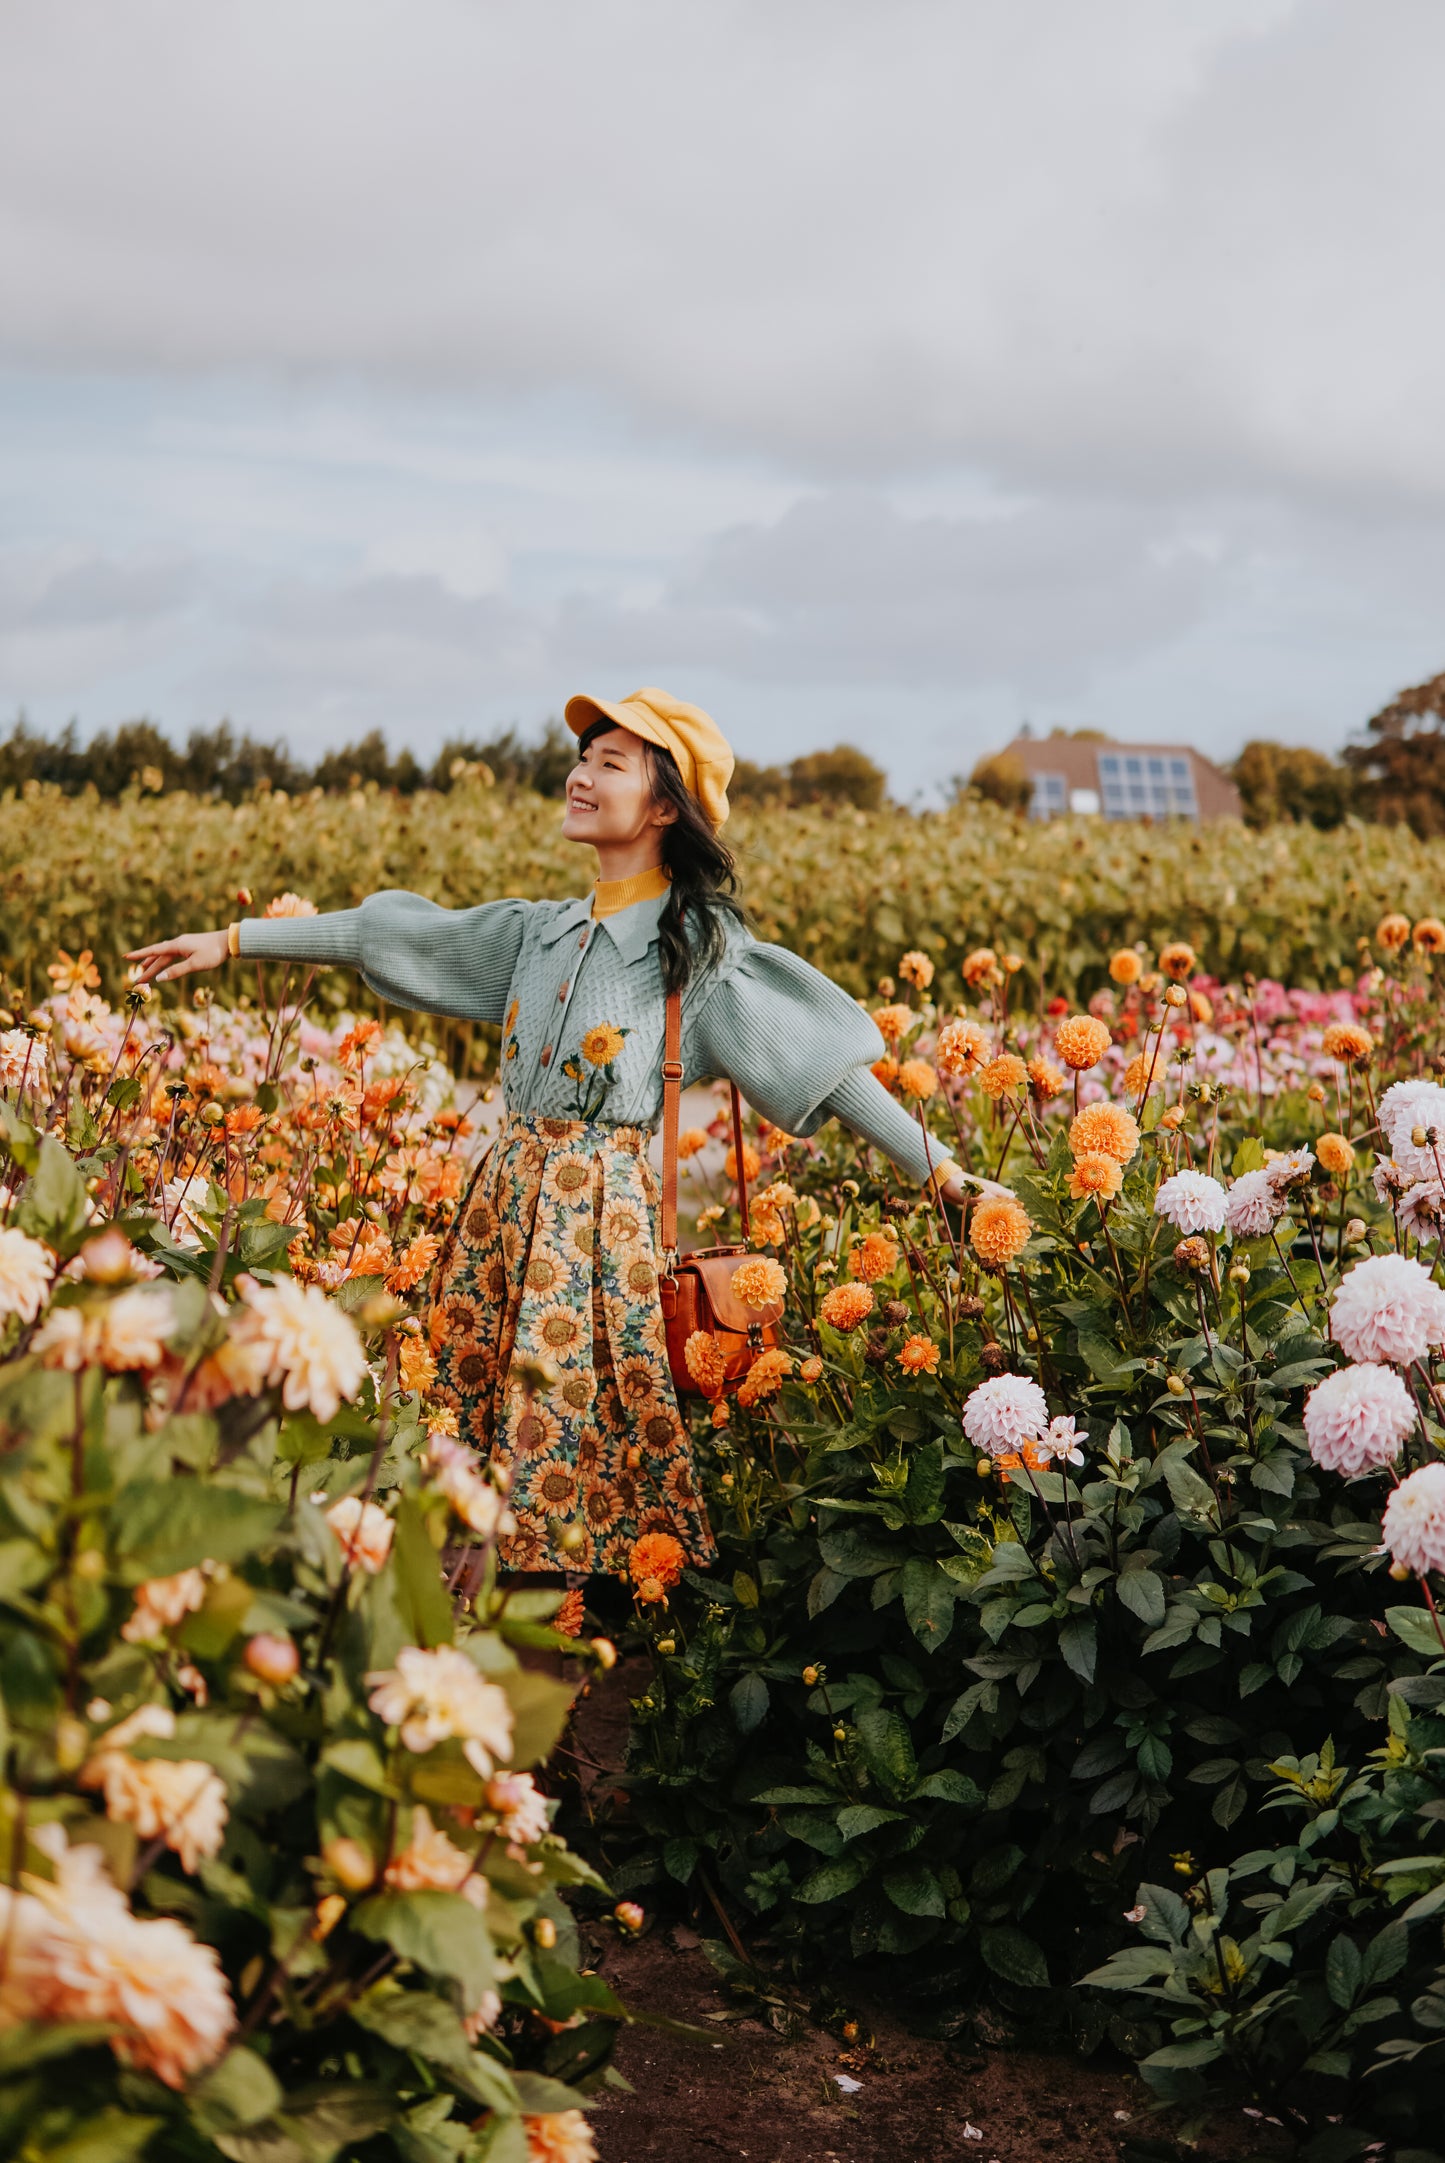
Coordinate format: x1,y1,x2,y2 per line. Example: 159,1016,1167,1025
4,1,1445,502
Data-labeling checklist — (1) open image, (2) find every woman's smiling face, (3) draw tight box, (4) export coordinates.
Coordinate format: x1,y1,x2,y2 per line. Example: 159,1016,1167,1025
561,725,674,853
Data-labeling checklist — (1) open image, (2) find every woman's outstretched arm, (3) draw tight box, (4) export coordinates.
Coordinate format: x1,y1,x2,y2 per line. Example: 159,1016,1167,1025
126,889,534,1025
689,941,999,1203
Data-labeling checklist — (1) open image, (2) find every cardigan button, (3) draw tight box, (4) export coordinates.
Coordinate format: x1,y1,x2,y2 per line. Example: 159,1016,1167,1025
558,982,569,1000
540,1045,552,1067
578,932,588,949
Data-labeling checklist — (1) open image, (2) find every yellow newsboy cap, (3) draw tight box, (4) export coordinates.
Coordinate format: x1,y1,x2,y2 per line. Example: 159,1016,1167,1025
564,686,734,831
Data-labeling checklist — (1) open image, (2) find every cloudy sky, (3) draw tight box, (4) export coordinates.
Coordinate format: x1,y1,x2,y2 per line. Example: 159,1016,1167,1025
3,0,1444,796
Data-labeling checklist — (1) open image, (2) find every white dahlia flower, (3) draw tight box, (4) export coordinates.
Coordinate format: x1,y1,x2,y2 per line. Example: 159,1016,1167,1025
24,1823,234,2089
229,1275,366,1421
1379,1080,1445,1183
1154,1170,1227,1234
0,1226,53,1323
323,1494,394,1575
1330,1253,1445,1367
1303,1363,1415,1476
962,1374,1049,1458
367,1644,514,1780
1382,1461,1445,1578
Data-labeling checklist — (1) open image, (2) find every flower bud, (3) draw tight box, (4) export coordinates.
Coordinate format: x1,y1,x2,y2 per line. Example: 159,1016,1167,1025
1227,1262,1250,1285
1166,1374,1187,1396
590,1636,617,1670
244,1633,300,1686
1414,1126,1429,1148
556,1522,588,1556
833,1724,847,1743
1389,1560,1412,1582
324,1838,377,1892
531,1915,558,1949
656,1638,676,1656
312,1894,346,1941
199,1100,225,1126
842,2019,860,2043
802,1665,820,1687
1344,1218,1368,1245
1164,985,1188,1008
79,1228,136,1284
54,1715,88,1771
975,1459,992,1478
613,1902,644,1935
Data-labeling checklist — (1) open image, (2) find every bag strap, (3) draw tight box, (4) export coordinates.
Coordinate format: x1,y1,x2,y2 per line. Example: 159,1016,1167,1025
658,987,750,1267
660,989,684,1270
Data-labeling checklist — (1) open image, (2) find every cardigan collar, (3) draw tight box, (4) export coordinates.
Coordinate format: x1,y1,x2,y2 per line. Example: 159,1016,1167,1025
538,890,666,965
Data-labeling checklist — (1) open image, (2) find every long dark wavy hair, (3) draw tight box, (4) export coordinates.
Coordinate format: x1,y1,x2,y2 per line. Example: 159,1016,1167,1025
575,718,745,994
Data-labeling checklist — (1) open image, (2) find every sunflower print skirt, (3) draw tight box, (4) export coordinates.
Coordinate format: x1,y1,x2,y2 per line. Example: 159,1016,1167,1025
426,1113,715,1577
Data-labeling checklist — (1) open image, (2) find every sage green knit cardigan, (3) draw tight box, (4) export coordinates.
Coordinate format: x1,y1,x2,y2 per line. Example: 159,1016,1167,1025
239,887,952,1188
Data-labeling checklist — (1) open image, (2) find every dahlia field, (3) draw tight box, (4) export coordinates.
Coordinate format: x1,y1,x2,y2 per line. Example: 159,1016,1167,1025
6,907,1445,2156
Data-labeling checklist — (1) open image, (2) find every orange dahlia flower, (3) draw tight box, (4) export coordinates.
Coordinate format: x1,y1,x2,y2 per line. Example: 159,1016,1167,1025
820,1282,874,1331
1068,1102,1140,1165
970,1196,1032,1268
1054,1015,1111,1071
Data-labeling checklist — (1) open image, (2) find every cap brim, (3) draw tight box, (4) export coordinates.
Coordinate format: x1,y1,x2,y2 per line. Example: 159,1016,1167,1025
564,693,634,740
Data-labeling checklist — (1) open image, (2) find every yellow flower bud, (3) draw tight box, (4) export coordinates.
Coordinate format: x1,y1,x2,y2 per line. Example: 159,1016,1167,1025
531,1915,558,1950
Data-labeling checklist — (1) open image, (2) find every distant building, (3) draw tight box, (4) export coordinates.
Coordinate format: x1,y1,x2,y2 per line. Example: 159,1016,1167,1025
997,733,1242,823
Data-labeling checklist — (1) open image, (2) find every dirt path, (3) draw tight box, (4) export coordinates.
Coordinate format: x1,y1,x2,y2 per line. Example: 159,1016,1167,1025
587,1923,1149,2163
559,1659,1209,2163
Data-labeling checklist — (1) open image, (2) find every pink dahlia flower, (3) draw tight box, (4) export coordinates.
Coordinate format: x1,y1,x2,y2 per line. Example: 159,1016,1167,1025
1382,1460,1445,1578
1329,1253,1445,1367
962,1375,1049,1459
1154,1170,1227,1235
1224,1169,1280,1239
1303,1363,1415,1476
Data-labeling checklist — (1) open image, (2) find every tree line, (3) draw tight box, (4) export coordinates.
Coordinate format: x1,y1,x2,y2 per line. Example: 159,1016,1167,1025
0,715,889,811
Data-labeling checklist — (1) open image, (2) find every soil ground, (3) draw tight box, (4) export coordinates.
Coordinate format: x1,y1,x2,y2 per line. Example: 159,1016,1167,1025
559,1657,1279,2163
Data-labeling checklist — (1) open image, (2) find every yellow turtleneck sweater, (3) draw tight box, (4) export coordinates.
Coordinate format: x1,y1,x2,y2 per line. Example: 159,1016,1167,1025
591,864,671,920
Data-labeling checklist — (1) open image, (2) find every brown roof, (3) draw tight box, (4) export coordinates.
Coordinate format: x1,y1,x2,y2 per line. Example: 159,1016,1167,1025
996,734,1241,821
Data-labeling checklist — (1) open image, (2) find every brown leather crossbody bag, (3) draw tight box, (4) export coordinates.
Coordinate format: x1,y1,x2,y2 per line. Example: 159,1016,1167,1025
655,988,785,1397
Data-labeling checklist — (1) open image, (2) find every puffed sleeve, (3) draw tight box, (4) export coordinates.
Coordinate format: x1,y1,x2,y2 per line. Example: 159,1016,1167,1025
689,940,959,1190
237,889,533,1025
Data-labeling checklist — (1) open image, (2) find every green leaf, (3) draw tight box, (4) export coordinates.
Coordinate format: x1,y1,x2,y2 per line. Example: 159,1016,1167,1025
390,1493,453,1649
111,1479,283,1582
353,1891,496,2008
854,1705,917,1797
1116,1569,1167,1630
498,1666,575,1769
883,1863,945,1918
1325,1932,1363,2011
190,2046,285,2135
900,1555,957,1646
1058,1616,1097,1684
1159,1451,1218,1522
794,1855,869,1904
912,1768,983,1809
978,1924,1048,1989
732,1570,759,1608
351,1989,515,2110
663,1837,699,1883
730,1671,769,1733
1387,1606,1445,1660
34,2109,162,2162
140,1711,308,1814
903,1442,946,1522
836,1804,906,1841
0,2021,116,2075
14,1136,90,1250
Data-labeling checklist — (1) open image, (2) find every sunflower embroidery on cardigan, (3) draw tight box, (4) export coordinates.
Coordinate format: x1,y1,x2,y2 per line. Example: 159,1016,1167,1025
561,1021,631,1119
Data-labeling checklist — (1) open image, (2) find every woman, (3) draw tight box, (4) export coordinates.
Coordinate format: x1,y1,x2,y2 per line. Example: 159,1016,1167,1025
127,687,973,1578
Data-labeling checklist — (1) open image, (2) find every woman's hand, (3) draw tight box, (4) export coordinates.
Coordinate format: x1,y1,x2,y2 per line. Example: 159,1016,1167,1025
938,1169,1015,1207
124,929,232,987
